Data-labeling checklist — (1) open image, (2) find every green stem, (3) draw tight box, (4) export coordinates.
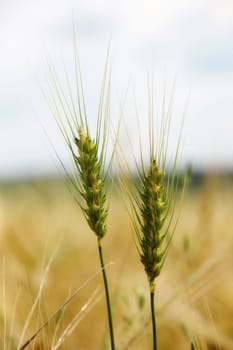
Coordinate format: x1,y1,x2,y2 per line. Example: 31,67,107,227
150,284,157,350
98,239,115,350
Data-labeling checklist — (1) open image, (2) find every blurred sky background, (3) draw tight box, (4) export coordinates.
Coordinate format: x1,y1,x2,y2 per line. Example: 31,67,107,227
0,0,233,180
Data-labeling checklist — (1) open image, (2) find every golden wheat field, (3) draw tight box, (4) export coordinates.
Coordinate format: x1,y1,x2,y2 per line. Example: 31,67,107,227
0,174,233,350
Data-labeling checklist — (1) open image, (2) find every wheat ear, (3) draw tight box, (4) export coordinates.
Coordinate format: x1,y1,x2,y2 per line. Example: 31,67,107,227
123,78,185,350
74,127,107,240
46,41,116,349
74,126,115,349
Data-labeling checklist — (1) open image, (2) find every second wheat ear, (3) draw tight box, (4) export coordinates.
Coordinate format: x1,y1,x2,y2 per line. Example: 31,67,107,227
135,157,171,350
137,158,167,289
123,80,185,350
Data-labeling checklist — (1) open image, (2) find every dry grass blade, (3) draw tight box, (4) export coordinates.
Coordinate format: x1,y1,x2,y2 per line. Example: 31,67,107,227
1,258,7,350
51,287,102,350
18,264,111,350
17,239,61,349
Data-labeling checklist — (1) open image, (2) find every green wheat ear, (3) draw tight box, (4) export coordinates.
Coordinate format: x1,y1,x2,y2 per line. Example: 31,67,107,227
121,78,186,350
138,158,167,289
74,127,107,240
46,40,116,349
129,110,184,293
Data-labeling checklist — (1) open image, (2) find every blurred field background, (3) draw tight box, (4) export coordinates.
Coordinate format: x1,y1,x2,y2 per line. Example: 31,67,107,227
1,1,233,349
0,172,233,350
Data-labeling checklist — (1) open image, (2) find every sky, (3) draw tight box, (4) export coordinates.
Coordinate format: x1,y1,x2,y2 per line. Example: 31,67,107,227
0,0,233,179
